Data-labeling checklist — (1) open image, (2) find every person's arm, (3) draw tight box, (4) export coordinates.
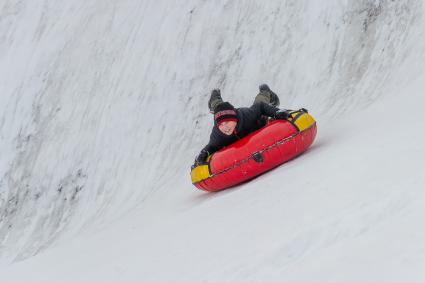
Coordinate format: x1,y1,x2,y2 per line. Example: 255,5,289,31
193,132,222,166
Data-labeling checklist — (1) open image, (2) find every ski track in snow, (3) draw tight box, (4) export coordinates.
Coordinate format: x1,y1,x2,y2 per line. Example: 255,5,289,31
1,0,425,282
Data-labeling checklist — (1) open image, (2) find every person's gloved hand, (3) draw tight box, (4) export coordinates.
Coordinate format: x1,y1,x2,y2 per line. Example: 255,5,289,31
274,109,291,120
192,149,209,169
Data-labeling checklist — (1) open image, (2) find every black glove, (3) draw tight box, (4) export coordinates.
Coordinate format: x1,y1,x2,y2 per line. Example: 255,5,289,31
274,109,291,120
193,149,209,168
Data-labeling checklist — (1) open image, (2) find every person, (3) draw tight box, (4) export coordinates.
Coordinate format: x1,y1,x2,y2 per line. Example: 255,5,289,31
193,84,292,167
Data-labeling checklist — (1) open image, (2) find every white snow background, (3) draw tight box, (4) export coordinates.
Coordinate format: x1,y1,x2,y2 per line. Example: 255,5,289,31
1,0,425,282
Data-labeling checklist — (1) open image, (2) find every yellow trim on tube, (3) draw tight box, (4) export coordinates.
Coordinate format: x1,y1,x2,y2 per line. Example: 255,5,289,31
289,112,316,132
191,165,210,183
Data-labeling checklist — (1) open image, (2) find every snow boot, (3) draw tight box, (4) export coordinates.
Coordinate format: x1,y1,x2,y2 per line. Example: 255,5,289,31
254,84,280,107
208,89,224,113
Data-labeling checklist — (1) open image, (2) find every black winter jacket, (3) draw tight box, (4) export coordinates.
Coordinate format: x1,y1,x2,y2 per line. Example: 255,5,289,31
201,102,279,156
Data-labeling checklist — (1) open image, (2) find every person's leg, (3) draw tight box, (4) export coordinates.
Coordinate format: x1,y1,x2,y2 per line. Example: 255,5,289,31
208,89,224,113
253,84,280,107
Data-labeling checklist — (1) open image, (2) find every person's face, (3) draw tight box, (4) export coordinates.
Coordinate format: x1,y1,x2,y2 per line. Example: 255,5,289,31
218,121,237,135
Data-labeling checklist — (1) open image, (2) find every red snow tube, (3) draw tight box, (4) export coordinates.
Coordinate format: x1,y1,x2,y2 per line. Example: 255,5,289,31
190,109,317,192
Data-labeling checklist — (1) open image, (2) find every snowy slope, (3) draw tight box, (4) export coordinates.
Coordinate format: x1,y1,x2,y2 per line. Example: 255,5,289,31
1,0,425,282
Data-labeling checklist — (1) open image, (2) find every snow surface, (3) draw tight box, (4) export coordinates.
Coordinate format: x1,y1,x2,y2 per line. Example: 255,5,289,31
1,0,425,282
